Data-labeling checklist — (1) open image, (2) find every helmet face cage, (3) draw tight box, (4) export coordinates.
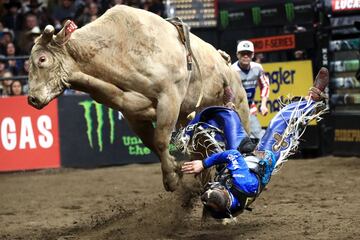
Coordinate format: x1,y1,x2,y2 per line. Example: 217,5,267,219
201,183,232,218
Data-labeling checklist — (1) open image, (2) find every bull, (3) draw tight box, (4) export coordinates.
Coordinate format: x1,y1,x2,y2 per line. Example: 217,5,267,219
27,5,249,192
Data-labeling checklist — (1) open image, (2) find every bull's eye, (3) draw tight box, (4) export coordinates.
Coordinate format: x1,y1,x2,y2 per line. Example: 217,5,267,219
38,56,47,68
39,56,46,63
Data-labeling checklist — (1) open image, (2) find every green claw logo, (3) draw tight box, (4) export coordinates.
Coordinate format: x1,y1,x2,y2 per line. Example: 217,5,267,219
220,10,229,29
78,100,178,154
285,3,295,22
79,100,115,152
252,7,261,25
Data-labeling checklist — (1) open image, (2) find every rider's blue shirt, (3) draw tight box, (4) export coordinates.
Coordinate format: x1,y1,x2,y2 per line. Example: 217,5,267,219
203,149,277,211
203,150,259,194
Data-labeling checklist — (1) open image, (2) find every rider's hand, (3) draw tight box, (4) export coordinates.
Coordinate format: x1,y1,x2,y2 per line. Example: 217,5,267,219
181,160,204,174
260,104,268,116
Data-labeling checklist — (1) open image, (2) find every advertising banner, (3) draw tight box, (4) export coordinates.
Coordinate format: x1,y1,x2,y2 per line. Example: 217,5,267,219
249,34,295,53
0,96,60,171
331,0,360,12
58,95,181,168
333,112,360,156
218,0,314,29
254,60,314,127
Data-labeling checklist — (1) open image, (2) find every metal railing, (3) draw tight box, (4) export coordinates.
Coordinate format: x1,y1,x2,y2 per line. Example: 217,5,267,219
0,55,29,81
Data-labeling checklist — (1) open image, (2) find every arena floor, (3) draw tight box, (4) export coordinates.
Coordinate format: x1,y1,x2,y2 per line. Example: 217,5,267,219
1,156,359,240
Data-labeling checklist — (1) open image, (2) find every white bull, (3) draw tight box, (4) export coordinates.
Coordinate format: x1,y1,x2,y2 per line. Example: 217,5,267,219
27,5,249,191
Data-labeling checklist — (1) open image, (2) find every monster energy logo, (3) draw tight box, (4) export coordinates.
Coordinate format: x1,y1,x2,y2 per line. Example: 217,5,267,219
219,10,229,29
252,7,261,25
79,100,115,152
285,3,295,22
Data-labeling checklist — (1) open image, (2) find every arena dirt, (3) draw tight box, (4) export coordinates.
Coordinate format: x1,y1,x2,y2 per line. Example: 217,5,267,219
1,156,359,240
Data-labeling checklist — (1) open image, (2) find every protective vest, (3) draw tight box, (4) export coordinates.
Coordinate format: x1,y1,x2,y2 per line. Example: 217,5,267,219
231,61,270,105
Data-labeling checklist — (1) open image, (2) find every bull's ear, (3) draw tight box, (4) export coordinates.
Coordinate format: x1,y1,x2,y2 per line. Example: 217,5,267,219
54,20,77,45
40,25,55,45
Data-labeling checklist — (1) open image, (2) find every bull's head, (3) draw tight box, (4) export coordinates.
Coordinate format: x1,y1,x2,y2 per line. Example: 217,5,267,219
28,20,76,109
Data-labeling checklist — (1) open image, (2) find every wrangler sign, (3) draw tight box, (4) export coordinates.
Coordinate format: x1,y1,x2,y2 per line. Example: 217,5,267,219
254,60,314,127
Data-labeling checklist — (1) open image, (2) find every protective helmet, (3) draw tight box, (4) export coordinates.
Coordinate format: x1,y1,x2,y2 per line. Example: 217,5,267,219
201,184,231,218
237,40,254,53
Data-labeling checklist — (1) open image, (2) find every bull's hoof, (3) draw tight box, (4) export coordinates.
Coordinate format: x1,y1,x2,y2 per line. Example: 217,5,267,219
163,172,180,192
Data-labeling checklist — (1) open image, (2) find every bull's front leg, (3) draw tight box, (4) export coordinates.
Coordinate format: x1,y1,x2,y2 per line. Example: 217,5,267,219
154,92,182,192
125,117,179,192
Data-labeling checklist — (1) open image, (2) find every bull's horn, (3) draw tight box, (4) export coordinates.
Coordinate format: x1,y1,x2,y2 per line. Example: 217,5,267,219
41,25,55,44
54,20,75,45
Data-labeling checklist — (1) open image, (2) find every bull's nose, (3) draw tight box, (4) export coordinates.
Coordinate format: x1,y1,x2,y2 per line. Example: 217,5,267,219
28,96,41,108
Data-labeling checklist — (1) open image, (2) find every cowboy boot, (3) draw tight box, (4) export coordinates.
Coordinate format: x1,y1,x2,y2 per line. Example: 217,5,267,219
309,67,329,101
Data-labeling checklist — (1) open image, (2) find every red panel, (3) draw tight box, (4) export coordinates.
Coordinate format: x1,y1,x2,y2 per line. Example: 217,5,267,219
0,96,60,171
249,34,295,53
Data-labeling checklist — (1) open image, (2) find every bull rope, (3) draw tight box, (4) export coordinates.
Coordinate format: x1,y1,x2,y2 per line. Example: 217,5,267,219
166,18,203,119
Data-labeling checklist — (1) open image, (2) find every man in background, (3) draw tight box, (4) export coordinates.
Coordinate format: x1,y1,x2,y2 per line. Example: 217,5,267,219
232,40,270,141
